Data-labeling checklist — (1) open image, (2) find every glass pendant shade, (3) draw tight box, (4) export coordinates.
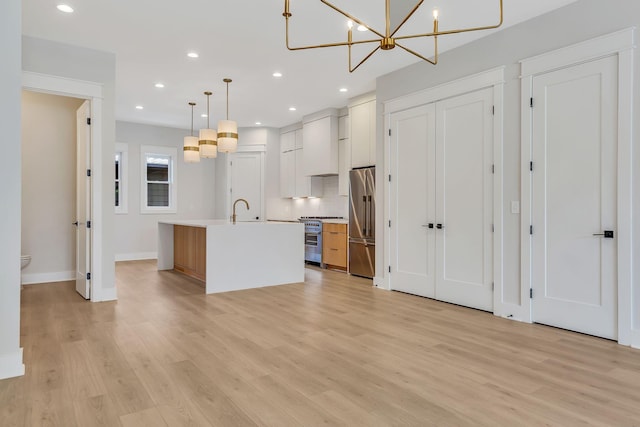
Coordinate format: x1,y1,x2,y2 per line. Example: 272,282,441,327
183,135,200,163
217,119,238,153
199,128,218,158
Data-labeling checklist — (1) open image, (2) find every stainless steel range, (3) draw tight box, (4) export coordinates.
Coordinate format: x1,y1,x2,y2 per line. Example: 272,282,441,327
299,217,344,265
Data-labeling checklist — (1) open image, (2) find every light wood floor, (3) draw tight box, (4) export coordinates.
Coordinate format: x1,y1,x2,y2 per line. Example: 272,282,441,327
2,260,640,426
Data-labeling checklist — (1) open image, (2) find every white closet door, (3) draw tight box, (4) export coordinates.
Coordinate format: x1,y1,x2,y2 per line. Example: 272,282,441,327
435,88,494,312
229,152,263,222
531,55,618,339
389,104,436,297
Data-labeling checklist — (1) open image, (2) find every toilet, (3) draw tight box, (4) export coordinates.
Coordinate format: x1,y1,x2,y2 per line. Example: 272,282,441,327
20,255,31,270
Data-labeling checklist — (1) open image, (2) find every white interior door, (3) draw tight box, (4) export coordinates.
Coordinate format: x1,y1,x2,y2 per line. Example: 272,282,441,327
389,104,436,297
531,55,618,339
228,152,264,222
435,88,494,312
75,101,91,299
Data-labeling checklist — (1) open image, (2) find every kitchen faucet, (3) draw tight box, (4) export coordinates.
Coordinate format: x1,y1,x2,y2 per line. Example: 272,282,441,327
231,198,250,224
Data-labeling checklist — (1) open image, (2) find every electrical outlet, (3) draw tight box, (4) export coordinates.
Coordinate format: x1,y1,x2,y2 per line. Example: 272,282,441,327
511,201,520,214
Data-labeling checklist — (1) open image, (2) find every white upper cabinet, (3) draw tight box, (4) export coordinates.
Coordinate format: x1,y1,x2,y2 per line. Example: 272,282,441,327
302,109,339,176
280,128,322,198
349,94,376,169
338,114,350,197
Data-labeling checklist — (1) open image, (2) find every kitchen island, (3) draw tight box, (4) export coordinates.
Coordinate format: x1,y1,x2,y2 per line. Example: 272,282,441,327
158,220,304,294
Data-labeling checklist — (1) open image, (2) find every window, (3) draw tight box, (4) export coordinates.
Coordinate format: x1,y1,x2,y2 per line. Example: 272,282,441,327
140,145,177,214
115,142,128,214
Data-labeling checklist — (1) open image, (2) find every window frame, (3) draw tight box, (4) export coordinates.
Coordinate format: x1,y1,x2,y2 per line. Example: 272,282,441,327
140,145,178,214
115,142,128,214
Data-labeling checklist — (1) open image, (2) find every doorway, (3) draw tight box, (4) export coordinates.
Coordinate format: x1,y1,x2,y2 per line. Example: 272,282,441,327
22,71,105,302
520,28,635,344
529,56,618,339
389,87,495,312
21,91,89,298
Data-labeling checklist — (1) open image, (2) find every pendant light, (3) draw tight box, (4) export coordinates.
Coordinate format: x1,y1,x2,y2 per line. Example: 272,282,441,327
183,102,200,163
217,78,238,153
199,91,217,158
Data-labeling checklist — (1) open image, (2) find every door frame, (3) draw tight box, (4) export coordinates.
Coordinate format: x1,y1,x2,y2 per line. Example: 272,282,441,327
520,28,635,346
383,67,505,311
22,71,105,303
225,146,266,222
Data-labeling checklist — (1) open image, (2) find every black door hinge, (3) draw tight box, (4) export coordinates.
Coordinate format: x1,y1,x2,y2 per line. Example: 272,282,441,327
388,174,391,182
87,272,91,280
530,98,534,108
388,129,391,136
492,105,495,115
530,161,533,172
388,266,391,273
530,225,533,235
530,288,533,299
389,220,391,227
87,221,91,229
87,117,91,125
492,164,495,174
87,169,91,177
492,224,495,232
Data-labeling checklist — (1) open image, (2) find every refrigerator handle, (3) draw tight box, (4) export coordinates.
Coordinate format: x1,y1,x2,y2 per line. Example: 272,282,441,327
367,195,372,237
362,195,367,235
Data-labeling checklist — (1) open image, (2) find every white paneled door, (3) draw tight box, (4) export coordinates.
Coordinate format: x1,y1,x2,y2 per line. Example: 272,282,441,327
389,88,494,312
75,101,91,299
435,89,494,311
389,104,436,297
531,55,618,339
228,152,264,222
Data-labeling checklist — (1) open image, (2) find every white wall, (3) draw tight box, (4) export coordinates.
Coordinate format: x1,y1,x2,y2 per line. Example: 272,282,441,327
115,121,216,259
0,0,24,380
376,0,640,335
22,36,117,301
21,91,84,284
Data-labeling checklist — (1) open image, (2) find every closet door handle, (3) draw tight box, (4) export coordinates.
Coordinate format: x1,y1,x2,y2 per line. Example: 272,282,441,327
436,224,444,230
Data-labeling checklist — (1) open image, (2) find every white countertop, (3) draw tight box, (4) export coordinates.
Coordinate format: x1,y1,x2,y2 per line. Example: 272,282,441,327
321,219,348,224
159,219,302,228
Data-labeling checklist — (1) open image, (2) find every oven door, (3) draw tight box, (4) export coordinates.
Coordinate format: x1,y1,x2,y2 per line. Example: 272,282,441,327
304,231,322,263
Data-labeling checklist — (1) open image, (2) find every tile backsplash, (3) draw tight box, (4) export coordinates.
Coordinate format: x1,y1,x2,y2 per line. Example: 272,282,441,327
267,176,349,220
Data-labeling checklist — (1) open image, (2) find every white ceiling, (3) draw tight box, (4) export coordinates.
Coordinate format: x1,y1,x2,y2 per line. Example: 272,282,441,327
22,0,578,130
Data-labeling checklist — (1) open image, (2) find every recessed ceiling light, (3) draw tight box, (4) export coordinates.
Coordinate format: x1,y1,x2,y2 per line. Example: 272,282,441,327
289,107,297,111
339,88,348,93
272,72,283,78
255,122,262,125
155,83,165,88
187,52,199,58
56,4,74,13
135,105,144,110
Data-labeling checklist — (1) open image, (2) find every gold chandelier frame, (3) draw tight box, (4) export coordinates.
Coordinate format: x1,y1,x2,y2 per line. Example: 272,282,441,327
283,0,503,72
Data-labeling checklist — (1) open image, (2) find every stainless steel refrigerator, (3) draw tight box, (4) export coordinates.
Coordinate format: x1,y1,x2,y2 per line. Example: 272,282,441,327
349,167,375,278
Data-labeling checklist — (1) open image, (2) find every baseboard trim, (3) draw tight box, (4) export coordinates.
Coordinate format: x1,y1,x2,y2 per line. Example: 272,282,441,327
115,252,157,262
21,271,75,285
631,329,640,350
95,286,118,302
0,348,25,380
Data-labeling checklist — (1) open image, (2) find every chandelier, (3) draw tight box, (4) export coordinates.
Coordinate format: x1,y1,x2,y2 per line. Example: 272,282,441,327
282,0,503,72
